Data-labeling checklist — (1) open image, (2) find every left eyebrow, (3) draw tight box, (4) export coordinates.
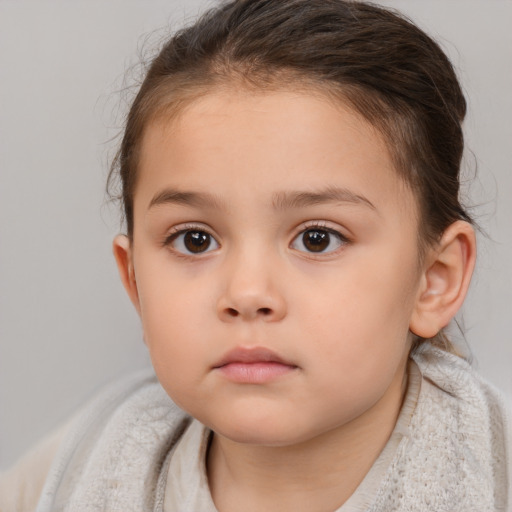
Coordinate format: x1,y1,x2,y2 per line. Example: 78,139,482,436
272,186,377,212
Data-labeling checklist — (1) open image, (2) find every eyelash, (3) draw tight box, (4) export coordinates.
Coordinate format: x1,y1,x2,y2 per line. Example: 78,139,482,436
163,224,220,256
162,221,350,257
290,221,350,255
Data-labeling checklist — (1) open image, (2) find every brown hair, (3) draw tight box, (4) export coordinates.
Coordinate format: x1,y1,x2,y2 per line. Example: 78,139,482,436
108,0,472,353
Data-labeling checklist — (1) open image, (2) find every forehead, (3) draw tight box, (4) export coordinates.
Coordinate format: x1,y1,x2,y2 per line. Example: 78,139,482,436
136,90,416,217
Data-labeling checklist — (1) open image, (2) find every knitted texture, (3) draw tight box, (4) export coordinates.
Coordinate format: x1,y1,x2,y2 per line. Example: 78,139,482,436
365,345,509,511
35,370,189,512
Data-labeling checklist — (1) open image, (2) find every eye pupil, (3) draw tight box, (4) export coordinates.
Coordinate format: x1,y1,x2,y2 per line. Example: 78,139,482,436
184,231,211,253
303,229,330,252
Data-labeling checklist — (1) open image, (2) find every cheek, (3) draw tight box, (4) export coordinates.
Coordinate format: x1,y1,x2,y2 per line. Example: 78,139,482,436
139,289,212,411
304,260,416,336
135,261,214,370
300,254,419,377
297,301,410,424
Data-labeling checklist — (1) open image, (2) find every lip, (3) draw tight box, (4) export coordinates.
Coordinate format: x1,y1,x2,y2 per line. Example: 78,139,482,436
213,347,298,384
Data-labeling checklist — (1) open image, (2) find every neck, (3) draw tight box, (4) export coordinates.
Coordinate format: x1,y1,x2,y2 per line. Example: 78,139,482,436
207,357,410,512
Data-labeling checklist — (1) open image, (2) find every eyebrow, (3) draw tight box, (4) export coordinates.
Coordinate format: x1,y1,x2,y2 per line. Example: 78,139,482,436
148,189,226,210
272,186,377,212
148,185,376,212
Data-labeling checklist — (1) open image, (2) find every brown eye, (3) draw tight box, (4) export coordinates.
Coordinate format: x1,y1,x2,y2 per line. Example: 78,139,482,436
303,230,330,252
291,227,345,254
168,229,219,254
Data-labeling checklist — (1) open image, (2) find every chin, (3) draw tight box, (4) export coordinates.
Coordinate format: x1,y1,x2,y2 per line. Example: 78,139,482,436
204,410,317,447
216,425,302,447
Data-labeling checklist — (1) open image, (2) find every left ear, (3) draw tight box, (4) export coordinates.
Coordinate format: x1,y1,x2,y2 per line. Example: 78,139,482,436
410,220,476,339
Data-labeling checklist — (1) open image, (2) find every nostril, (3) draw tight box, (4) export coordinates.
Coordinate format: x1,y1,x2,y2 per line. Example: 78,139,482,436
226,308,238,317
258,307,272,315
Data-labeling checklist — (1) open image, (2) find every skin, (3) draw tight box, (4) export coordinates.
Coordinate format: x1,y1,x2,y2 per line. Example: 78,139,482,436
114,89,476,512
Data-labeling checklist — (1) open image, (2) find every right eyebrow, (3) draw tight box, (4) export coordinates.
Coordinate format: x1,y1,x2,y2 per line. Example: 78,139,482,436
148,188,226,211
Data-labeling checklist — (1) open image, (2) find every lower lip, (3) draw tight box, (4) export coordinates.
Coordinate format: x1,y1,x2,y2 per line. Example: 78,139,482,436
216,362,297,383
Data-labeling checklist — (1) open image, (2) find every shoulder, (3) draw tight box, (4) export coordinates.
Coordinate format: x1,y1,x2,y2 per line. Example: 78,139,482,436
409,344,510,510
411,344,511,445
0,421,70,512
33,368,190,512
367,344,510,511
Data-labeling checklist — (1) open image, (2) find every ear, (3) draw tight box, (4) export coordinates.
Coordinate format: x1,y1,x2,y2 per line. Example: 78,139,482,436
113,234,141,315
410,221,476,339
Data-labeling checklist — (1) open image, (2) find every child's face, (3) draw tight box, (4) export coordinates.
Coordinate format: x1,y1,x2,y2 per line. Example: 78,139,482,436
120,90,425,446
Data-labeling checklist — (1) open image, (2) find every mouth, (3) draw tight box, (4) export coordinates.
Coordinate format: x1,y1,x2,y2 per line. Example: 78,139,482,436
213,347,298,384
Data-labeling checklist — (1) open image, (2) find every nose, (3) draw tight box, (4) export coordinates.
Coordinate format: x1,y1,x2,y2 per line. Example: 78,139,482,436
216,252,287,323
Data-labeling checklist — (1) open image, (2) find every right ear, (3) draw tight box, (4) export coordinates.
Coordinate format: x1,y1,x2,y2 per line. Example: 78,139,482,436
113,234,141,315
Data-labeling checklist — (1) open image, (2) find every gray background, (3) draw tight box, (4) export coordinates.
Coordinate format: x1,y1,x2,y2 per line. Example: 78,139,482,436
1,0,511,470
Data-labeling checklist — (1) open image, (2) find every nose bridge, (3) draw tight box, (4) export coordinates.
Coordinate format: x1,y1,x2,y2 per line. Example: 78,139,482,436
217,239,286,322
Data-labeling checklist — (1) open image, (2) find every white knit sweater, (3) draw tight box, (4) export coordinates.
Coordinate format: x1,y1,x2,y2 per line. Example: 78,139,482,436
13,345,511,511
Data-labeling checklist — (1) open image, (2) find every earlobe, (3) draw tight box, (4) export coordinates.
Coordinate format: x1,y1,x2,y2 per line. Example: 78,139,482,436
410,221,476,339
112,234,141,315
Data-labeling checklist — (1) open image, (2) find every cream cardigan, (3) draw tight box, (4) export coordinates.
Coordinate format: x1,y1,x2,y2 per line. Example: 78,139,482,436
0,344,510,511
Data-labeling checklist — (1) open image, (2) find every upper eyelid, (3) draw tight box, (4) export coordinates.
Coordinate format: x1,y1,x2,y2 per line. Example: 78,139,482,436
166,222,216,236
294,220,350,239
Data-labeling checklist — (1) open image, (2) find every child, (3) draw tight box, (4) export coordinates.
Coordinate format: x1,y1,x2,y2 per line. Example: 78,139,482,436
1,0,510,510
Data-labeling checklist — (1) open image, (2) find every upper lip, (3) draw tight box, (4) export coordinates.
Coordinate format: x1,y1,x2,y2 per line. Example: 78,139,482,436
213,347,296,368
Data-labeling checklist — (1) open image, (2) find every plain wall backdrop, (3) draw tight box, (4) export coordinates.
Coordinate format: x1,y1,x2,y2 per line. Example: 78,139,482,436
0,0,511,470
